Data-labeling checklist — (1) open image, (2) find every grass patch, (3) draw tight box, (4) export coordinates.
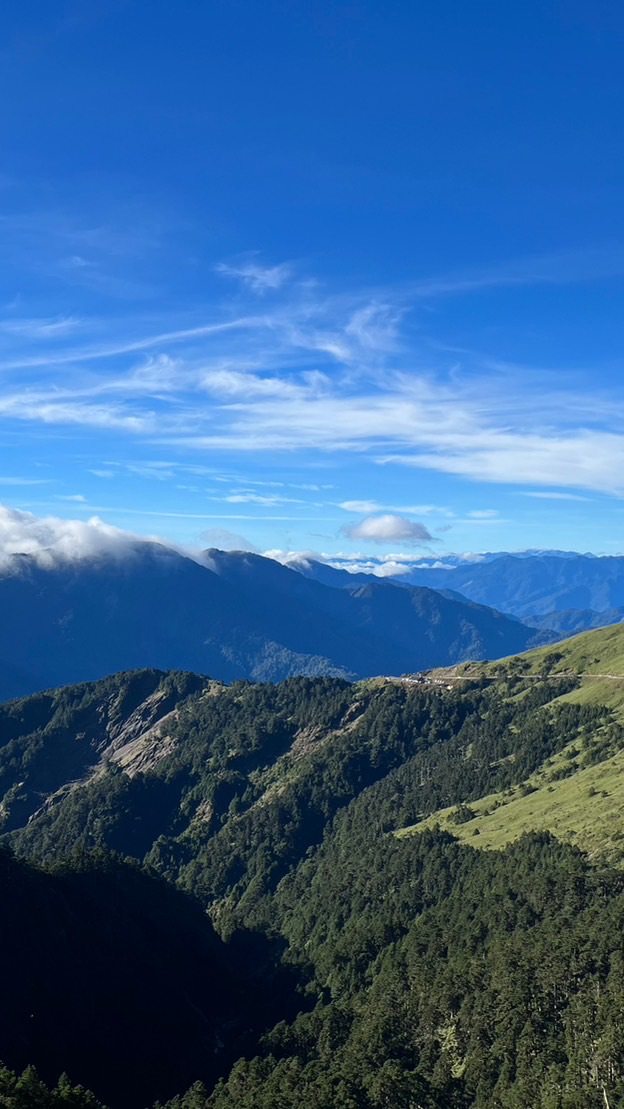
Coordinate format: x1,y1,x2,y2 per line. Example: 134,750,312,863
397,746,624,864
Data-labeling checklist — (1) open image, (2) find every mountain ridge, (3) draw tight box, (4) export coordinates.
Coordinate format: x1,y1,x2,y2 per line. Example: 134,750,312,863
289,550,624,635
0,545,549,700
5,626,624,1104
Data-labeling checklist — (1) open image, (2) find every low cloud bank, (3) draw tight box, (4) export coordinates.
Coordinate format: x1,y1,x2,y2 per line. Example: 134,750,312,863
266,549,489,578
0,504,491,578
0,505,212,571
0,505,143,569
264,550,426,578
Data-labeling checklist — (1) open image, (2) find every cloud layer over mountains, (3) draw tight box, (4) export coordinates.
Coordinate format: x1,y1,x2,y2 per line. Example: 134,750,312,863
0,508,550,701
0,504,524,579
0,505,142,569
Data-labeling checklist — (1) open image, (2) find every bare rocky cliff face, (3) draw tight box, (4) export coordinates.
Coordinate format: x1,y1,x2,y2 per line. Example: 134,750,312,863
0,669,207,833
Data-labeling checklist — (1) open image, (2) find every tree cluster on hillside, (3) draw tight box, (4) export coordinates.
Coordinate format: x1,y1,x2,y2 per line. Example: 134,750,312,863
2,667,624,1106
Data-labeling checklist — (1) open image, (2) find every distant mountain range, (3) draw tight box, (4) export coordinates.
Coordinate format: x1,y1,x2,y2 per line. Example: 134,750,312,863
398,552,624,616
0,544,548,700
288,550,624,635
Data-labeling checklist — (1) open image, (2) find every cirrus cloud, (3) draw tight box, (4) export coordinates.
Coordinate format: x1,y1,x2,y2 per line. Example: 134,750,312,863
4,249,624,505
339,499,382,513
214,257,292,293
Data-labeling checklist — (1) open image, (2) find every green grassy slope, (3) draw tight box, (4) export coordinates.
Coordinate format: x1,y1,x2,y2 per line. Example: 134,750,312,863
397,746,624,862
397,622,624,859
515,621,624,676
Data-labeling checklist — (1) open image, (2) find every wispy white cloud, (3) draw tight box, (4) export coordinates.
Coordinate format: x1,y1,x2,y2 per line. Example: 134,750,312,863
339,499,454,516
0,204,169,301
0,392,153,431
382,430,624,497
2,251,624,502
200,528,258,551
0,316,263,372
201,367,308,400
454,515,508,527
224,491,304,506
118,462,176,480
519,490,591,502
93,506,327,521
343,301,403,354
96,459,224,481
214,257,292,292
0,476,51,486
0,315,83,339
410,246,624,299
339,500,382,513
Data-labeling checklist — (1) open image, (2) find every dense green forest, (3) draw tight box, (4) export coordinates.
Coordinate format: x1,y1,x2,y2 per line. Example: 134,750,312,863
0,843,305,1108
4,626,624,1106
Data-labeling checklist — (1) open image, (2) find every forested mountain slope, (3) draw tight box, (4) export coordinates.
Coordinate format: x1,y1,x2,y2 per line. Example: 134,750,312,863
523,605,624,636
5,624,624,1106
398,624,624,861
292,551,624,635
0,846,295,1109
0,545,547,701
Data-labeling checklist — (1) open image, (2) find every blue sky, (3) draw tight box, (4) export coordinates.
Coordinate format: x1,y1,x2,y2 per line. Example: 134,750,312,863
2,0,624,560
